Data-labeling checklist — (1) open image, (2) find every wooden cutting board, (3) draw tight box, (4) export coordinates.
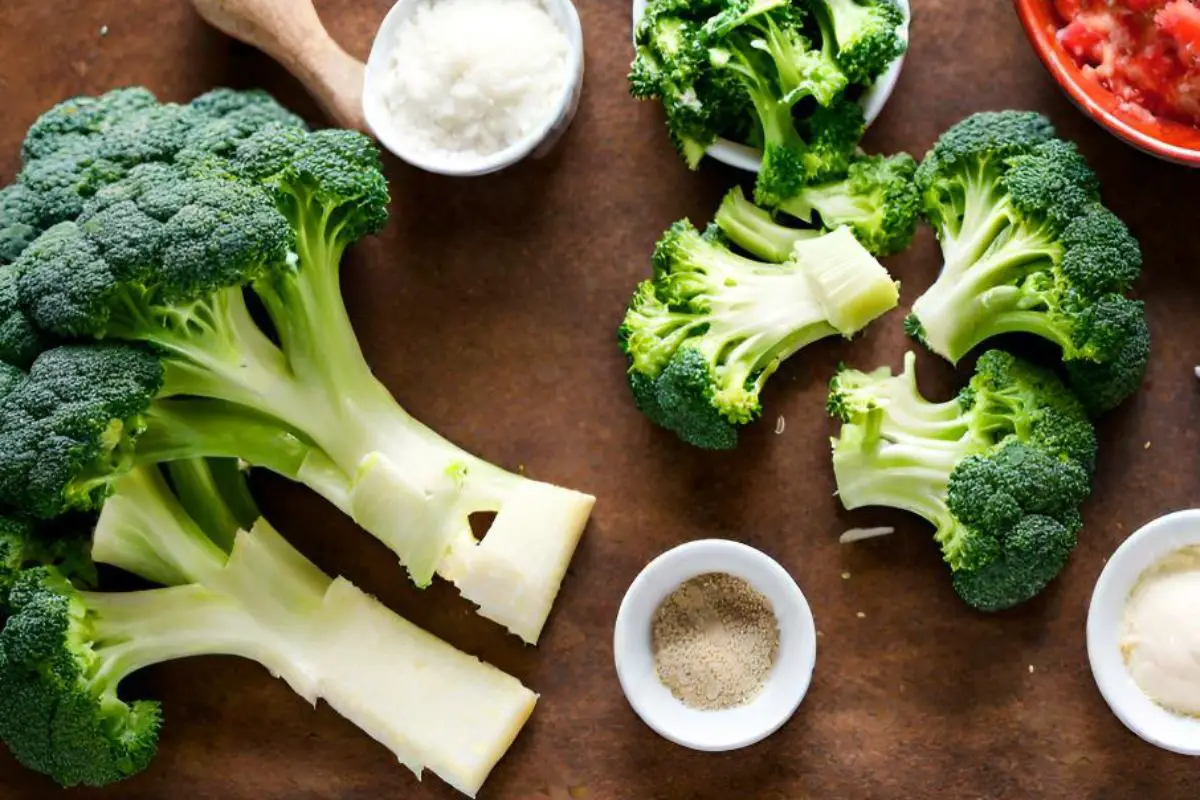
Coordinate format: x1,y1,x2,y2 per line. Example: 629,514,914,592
0,1,1196,797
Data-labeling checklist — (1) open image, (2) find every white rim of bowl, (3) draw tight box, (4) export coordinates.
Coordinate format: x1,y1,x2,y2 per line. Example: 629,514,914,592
1087,509,1200,756
629,0,911,173
613,539,817,752
363,0,585,177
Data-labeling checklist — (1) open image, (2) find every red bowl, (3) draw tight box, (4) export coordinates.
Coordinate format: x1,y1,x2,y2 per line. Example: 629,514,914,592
1014,0,1200,165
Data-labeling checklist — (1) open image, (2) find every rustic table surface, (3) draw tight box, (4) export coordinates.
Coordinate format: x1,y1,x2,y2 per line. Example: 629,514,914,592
1,0,1198,798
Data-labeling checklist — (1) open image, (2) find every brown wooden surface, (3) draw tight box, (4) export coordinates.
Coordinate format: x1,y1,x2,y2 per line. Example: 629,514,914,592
1,1,1198,798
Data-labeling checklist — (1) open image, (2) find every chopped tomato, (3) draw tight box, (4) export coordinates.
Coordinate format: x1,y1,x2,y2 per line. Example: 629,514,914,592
1055,0,1200,127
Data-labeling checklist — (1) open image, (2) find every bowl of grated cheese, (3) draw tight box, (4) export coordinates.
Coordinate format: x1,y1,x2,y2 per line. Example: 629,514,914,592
364,0,585,176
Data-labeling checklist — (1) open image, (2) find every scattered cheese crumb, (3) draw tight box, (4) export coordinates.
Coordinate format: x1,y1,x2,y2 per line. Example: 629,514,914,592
99,25,109,37
856,611,866,619
839,526,895,544
774,415,786,435
1144,441,1152,450
841,571,851,580
1029,665,1036,674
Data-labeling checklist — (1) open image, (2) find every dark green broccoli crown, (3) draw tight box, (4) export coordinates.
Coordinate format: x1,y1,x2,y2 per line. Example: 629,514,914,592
1059,204,1143,298
1000,138,1099,231
817,0,907,84
916,110,1056,187
1064,297,1150,416
0,344,163,519
237,128,390,247
0,516,96,612
15,167,292,337
0,566,160,787
654,345,740,450
951,514,1079,611
20,88,159,163
0,184,40,265
0,264,47,368
799,97,864,182
965,349,1098,472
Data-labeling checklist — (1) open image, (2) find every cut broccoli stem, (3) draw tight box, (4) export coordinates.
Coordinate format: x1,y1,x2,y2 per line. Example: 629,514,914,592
715,187,820,262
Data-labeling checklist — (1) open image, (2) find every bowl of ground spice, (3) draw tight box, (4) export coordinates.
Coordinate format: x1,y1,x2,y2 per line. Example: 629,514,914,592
613,539,817,752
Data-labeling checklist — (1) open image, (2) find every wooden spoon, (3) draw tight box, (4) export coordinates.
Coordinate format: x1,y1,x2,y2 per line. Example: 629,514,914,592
190,0,367,131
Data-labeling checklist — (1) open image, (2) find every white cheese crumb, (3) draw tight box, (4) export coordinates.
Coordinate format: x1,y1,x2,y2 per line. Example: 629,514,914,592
839,526,895,544
856,612,866,619
774,415,786,435
382,0,569,160
841,571,851,580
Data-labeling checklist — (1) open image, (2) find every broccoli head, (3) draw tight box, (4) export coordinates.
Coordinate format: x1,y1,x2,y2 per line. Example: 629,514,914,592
813,0,908,84
621,219,898,448
829,350,1096,610
909,111,1150,415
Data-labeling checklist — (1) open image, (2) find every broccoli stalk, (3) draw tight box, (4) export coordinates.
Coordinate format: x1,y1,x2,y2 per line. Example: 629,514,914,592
715,186,821,262
620,220,898,449
828,350,1097,611
4,88,595,643
0,461,538,793
910,111,1150,414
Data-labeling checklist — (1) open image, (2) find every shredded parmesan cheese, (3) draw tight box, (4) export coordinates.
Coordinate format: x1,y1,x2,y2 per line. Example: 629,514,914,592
839,526,896,544
382,0,570,160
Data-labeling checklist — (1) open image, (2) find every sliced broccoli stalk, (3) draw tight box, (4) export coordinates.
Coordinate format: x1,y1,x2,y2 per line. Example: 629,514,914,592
715,186,821,262
620,221,897,449
828,350,1096,610
911,112,1149,413
813,0,907,84
3,463,538,793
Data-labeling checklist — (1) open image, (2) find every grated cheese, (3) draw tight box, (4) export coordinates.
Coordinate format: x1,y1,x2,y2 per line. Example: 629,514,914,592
382,0,569,160
839,526,896,544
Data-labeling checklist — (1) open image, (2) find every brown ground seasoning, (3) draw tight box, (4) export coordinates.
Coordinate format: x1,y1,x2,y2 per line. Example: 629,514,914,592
650,572,780,711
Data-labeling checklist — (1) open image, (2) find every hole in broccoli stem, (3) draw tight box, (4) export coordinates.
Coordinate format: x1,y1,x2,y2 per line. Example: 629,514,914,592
468,511,497,542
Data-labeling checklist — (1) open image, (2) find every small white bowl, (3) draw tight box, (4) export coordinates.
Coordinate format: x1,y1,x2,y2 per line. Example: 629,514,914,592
363,0,585,177
629,0,911,173
1088,509,1200,756
613,539,816,751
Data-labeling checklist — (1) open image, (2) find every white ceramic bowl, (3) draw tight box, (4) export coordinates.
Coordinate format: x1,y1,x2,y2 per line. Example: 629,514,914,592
1088,509,1200,756
613,539,817,751
630,0,911,173
363,0,585,176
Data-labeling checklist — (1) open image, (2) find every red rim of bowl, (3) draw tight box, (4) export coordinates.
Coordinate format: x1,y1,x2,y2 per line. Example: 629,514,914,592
1013,0,1200,166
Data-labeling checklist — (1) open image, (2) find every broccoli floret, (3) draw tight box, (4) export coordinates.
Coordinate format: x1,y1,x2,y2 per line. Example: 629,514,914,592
909,112,1150,414
0,263,47,368
777,152,918,255
0,515,95,612
3,88,595,643
0,184,40,265
620,220,898,448
813,0,907,84
829,350,1096,611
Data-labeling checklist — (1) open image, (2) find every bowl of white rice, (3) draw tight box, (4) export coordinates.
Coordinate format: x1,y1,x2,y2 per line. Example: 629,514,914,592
364,0,585,176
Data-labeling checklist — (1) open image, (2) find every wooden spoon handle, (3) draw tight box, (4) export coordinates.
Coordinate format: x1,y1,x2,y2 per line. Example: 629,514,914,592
190,0,367,131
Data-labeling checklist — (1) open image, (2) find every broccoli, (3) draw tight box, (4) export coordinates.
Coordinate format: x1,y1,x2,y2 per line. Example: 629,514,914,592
0,184,40,265
909,111,1150,415
715,153,919,259
2,88,594,643
0,461,538,793
620,219,898,448
776,152,918,254
628,0,867,201
812,0,907,84
828,350,1097,611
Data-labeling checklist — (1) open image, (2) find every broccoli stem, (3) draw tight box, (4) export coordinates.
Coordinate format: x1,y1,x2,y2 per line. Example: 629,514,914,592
715,188,820,262
137,399,353,513
914,209,1064,361
833,431,968,542
165,459,257,552
83,585,301,692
